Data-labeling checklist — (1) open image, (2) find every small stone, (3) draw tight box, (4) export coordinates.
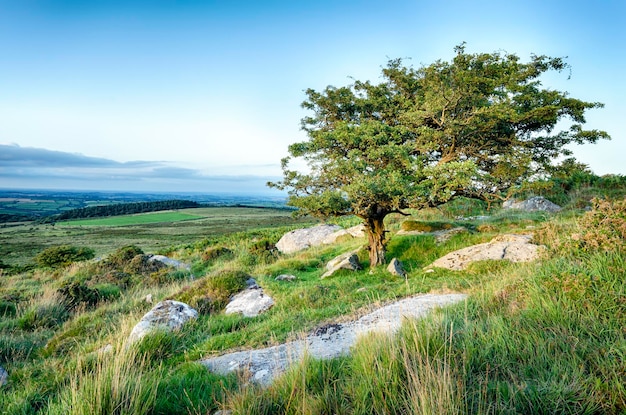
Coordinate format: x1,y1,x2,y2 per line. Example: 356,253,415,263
275,274,297,282
128,300,198,344
387,258,407,278
0,365,8,386
145,294,153,304
321,251,362,278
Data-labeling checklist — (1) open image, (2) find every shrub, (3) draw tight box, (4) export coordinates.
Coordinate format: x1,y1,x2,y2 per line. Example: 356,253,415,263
103,245,144,269
574,198,626,252
125,254,165,275
57,281,101,310
201,246,233,262
34,245,95,268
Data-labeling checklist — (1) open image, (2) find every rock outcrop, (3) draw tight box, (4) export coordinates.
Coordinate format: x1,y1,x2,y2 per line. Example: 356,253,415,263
502,196,562,212
321,250,362,278
225,280,274,318
276,224,342,254
201,293,467,385
128,300,198,344
0,365,7,386
148,255,191,271
427,234,544,271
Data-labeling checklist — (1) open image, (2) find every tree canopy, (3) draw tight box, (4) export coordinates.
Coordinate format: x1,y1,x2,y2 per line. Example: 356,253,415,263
269,44,609,267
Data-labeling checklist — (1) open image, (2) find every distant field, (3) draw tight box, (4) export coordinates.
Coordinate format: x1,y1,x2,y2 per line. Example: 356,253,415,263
59,211,204,226
0,207,314,266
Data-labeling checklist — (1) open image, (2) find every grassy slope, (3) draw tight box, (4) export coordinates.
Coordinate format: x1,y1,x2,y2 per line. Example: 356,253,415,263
0,199,624,414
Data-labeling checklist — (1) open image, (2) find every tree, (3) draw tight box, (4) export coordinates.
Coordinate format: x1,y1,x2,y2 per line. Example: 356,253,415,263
269,45,609,267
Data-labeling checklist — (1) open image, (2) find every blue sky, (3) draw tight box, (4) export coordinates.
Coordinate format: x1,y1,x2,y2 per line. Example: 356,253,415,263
0,0,624,193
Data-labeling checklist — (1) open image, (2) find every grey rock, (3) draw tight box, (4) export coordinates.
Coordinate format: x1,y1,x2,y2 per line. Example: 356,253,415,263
322,224,367,244
321,250,362,278
225,286,274,317
0,365,7,386
503,196,561,212
200,293,467,386
128,300,198,344
276,224,342,254
148,255,191,271
427,234,544,271
387,258,407,278
346,223,366,237
275,274,297,282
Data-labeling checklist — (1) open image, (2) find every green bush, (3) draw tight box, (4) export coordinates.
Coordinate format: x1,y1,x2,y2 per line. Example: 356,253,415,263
102,245,144,269
201,246,233,262
124,254,165,275
57,281,101,310
34,245,95,268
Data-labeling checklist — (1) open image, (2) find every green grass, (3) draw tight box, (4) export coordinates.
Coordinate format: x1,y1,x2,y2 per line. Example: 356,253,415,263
1,195,625,414
0,207,313,267
59,211,204,226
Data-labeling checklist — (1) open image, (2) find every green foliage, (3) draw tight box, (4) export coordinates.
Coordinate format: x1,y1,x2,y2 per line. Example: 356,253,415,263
153,363,236,415
102,245,145,269
201,246,233,262
18,303,69,331
57,281,101,310
271,44,608,266
173,269,249,314
34,245,95,268
48,346,161,415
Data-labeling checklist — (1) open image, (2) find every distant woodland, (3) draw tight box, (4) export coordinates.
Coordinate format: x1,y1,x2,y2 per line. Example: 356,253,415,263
45,200,200,222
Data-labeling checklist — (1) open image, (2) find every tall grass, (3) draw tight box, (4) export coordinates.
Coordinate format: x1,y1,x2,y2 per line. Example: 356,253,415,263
47,339,161,415
221,249,625,414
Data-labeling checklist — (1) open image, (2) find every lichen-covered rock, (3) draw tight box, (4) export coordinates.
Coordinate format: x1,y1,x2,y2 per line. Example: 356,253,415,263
128,300,198,344
321,250,362,278
148,255,191,271
387,258,407,278
201,293,467,386
275,274,297,282
427,234,544,271
276,224,342,254
503,196,561,212
225,286,274,317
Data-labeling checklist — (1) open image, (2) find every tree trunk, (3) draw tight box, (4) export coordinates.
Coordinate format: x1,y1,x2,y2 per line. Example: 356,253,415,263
365,215,387,267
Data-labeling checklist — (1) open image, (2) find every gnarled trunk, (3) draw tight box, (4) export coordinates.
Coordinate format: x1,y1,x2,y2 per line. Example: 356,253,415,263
364,215,387,267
